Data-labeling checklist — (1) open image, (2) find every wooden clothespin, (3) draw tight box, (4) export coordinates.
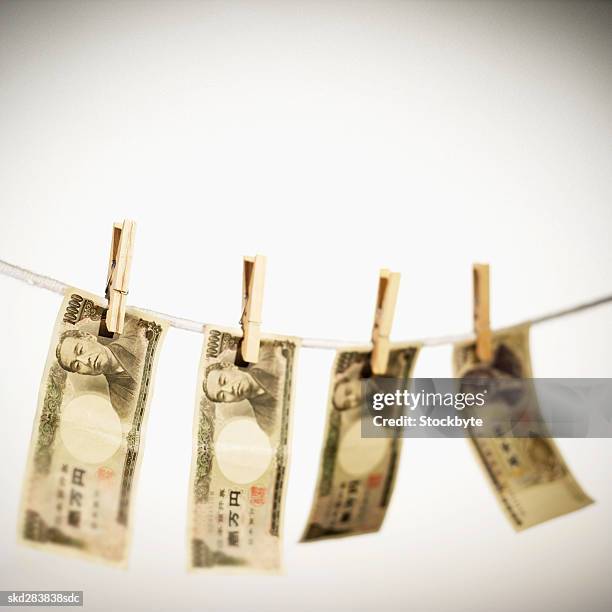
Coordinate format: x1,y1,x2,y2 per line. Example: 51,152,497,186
473,263,492,363
240,255,267,363
371,269,401,375
105,219,136,334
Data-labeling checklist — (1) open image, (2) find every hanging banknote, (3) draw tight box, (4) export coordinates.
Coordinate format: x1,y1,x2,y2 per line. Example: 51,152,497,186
19,289,167,565
453,324,593,530
188,326,300,572
302,343,420,542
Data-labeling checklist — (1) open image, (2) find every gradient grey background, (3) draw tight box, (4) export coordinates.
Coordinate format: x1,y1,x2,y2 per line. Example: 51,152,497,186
0,1,611,611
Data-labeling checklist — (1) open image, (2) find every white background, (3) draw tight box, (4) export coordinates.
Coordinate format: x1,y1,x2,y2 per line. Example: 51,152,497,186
0,1,611,611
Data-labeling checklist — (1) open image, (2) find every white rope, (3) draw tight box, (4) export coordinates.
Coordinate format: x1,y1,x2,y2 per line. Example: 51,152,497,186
1,258,611,350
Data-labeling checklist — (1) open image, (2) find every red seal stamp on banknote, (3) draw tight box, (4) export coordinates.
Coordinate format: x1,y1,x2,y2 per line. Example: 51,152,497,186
97,466,114,481
250,486,266,506
367,473,382,489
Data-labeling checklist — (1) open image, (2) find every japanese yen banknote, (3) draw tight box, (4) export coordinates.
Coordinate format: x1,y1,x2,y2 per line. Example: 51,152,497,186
453,324,593,530
302,343,420,542
188,326,300,572
19,289,167,565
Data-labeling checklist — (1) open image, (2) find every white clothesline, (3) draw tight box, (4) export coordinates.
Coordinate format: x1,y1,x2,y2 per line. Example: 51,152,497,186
1,258,611,350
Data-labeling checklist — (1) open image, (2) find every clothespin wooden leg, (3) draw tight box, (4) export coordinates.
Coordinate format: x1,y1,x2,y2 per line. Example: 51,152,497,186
105,219,136,334
240,255,267,363
473,263,492,363
371,268,401,375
